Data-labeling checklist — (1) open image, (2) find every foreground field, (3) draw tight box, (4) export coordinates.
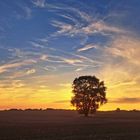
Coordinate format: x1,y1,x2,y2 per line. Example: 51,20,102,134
0,110,140,140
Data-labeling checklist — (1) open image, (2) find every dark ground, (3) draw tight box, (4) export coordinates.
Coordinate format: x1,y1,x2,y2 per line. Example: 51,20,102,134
0,110,140,140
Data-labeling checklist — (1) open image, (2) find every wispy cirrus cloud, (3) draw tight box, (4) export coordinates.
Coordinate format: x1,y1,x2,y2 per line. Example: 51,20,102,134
52,20,127,37
30,41,45,49
44,66,56,71
82,21,126,35
31,0,46,8
39,53,101,68
77,43,99,52
29,41,102,67
75,67,85,72
51,12,127,38
106,36,140,65
0,60,36,74
51,20,75,36
49,6,94,37
62,58,83,65
110,98,140,103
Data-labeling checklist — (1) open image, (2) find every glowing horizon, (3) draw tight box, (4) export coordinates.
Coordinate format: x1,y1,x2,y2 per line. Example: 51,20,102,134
0,0,140,111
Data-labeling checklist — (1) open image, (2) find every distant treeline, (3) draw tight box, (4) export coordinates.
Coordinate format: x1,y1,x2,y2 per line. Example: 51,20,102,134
0,108,140,112
0,108,75,111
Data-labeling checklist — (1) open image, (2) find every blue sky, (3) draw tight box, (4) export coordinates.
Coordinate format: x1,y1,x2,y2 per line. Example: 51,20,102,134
0,0,140,110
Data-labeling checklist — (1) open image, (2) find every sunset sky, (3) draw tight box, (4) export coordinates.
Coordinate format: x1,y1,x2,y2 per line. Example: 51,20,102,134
0,0,140,110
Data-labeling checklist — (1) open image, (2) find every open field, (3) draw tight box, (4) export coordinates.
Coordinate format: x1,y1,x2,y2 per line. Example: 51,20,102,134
0,110,140,140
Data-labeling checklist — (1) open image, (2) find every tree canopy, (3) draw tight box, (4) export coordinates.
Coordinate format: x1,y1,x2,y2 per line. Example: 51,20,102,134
71,75,107,116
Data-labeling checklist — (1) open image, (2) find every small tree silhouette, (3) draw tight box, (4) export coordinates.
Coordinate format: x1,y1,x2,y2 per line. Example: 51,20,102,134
71,75,107,117
116,108,121,112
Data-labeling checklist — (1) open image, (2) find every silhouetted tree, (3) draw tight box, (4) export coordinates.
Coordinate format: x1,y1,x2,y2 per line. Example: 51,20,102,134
116,108,121,112
71,75,107,117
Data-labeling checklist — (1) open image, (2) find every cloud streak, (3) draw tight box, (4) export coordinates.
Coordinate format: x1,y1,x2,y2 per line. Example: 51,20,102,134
110,98,140,103
0,60,36,74
77,43,99,52
51,13,127,38
32,0,46,8
106,36,140,65
82,21,126,35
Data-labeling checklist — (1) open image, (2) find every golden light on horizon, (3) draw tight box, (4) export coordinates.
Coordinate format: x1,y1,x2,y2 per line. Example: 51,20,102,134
0,74,140,111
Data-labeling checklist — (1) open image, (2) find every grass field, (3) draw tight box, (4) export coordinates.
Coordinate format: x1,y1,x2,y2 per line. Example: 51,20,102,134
0,110,140,140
